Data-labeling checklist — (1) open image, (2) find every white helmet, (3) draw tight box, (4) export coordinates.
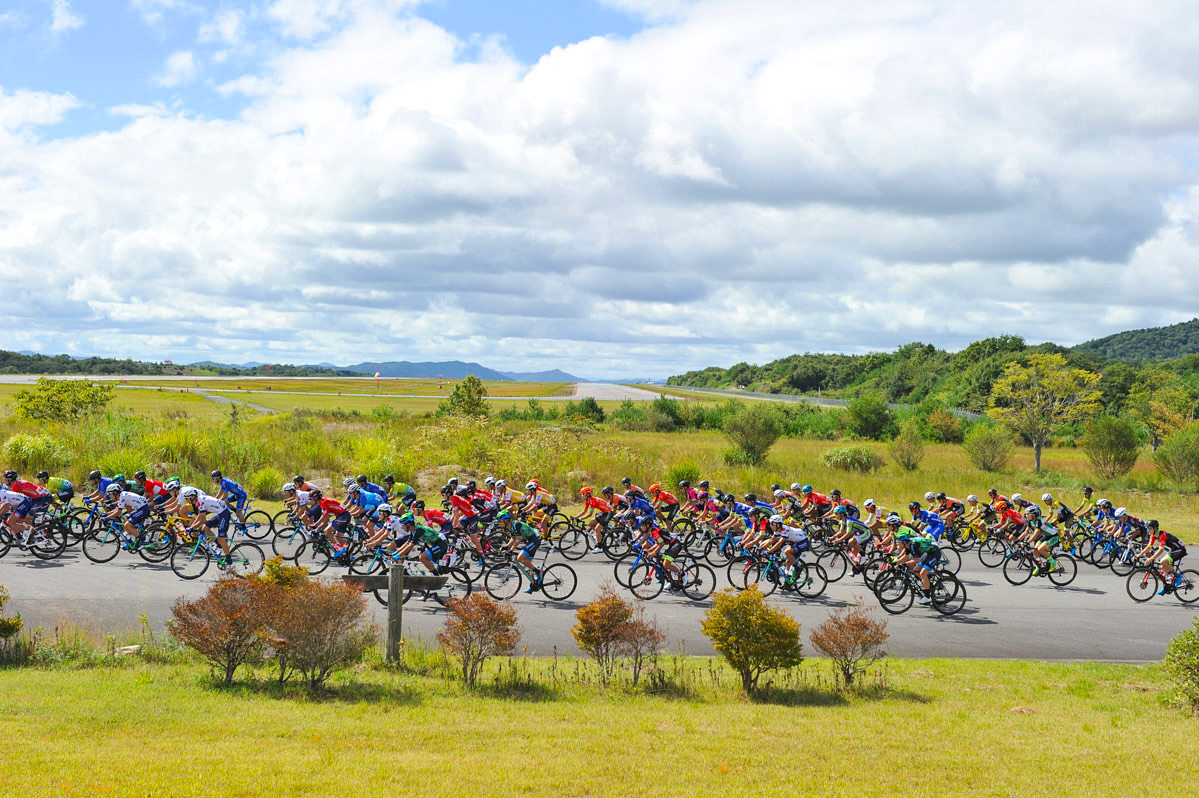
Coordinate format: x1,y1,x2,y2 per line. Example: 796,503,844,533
484,477,495,487
105,483,122,494
924,491,935,502
790,483,802,491
181,487,200,500
773,489,785,498
496,480,506,488
1042,493,1053,503
377,503,393,515
282,483,296,493
863,498,875,508
1012,493,1023,503
966,494,978,503
1114,507,1127,518
525,482,537,492
769,514,784,524
343,477,356,488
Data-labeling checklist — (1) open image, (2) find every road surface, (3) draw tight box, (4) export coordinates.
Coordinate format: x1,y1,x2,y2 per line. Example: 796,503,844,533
2,547,1193,662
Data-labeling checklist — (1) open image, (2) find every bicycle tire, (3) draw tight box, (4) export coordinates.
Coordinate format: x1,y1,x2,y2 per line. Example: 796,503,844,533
136,524,175,563
681,562,716,601
483,563,522,600
746,562,780,596
1174,569,1199,604
29,520,68,560
602,533,630,561
270,510,294,532
1126,567,1159,602
931,572,967,615
860,556,887,589
433,567,474,606
1109,547,1137,577
796,561,828,598
171,543,211,579
271,526,308,559
818,549,848,583
977,538,1007,568
82,527,122,563
613,553,642,588
539,563,578,601
554,527,588,561
875,573,912,614
628,562,664,600
1046,553,1077,586
726,556,754,590
1002,553,1033,585
293,541,331,575
937,546,962,575
350,553,383,575
229,542,266,577
704,537,735,567
0,529,10,559
239,510,273,540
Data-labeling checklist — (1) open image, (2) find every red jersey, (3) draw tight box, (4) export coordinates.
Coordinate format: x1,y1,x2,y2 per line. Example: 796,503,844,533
653,491,679,506
803,492,831,507
10,479,50,499
474,489,494,502
424,509,450,526
449,494,477,517
142,479,169,498
318,498,347,515
584,496,613,513
1000,507,1023,525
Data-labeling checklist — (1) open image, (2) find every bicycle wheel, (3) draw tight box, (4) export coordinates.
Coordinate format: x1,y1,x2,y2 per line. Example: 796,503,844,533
613,553,641,588
483,563,523,600
271,526,308,560
603,532,630,561
0,529,10,559
29,520,68,560
628,562,665,599
704,537,735,567
946,527,972,552
228,542,266,577
861,556,887,589
978,538,1007,568
875,573,913,614
554,526,588,561
818,549,849,582
745,562,779,596
1002,554,1033,585
239,510,273,540
270,510,294,532
681,562,716,601
82,527,122,563
293,540,331,575
1174,570,1199,604
1126,567,1159,602
1109,547,1137,577
931,572,967,616
726,556,755,590
1046,554,1077,586
937,547,962,575
539,563,578,601
795,561,828,599
171,543,211,579
350,553,383,575
433,567,474,606
137,523,175,563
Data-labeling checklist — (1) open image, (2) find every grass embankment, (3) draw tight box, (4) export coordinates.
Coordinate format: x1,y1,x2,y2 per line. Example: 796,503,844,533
0,657,1195,796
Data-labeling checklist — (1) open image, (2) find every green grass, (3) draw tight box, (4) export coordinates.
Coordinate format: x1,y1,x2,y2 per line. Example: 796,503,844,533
99,377,572,397
0,657,1194,796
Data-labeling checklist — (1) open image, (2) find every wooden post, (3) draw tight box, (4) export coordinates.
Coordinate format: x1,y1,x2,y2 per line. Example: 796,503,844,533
386,565,403,663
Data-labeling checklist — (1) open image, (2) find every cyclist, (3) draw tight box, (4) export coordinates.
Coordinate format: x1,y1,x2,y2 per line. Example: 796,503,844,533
449,485,483,560
799,485,833,520
346,481,384,524
619,489,655,527
363,503,399,549
382,475,416,504
181,487,234,566
576,486,612,553
521,481,558,537
133,470,171,508
355,474,387,501
494,480,525,513
498,510,546,593
1072,486,1096,520
0,484,37,543
1137,521,1188,594
893,525,940,605
313,489,353,557
934,492,965,526
763,514,812,586
986,487,1010,508
3,470,52,535
1016,505,1059,576
209,470,249,526
649,483,681,528
827,489,859,519
908,501,946,540
83,470,114,503
620,477,647,501
102,482,152,543
861,498,890,535
827,504,873,568
293,474,317,492
393,512,448,576
35,470,74,507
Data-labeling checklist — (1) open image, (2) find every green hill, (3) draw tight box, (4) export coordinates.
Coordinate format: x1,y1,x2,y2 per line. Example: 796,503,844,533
1073,318,1199,362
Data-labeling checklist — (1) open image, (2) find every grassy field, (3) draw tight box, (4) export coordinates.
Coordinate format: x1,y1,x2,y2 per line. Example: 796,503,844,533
0,657,1195,796
97,377,573,397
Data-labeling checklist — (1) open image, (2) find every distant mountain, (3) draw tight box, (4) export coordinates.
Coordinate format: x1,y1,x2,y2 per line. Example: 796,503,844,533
1073,318,1199,362
342,360,514,381
189,360,268,369
498,369,582,382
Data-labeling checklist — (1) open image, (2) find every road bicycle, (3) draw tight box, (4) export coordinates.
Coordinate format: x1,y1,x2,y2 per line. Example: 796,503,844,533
0,511,69,560
169,530,265,579
727,548,827,599
1125,561,1198,604
1000,541,1078,587
350,549,473,607
625,552,717,601
482,543,577,601
873,563,966,616
81,516,173,564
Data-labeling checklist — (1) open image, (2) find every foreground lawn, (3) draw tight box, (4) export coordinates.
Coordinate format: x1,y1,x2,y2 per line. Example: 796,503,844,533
1,658,1195,796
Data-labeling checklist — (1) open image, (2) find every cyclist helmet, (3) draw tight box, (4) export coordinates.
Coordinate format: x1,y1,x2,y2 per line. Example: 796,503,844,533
181,487,200,500
863,498,876,508
356,474,368,485
935,492,946,502
384,475,396,484
986,488,998,497
833,505,847,515
36,470,49,480
448,477,459,487
649,483,661,493
455,486,471,497
698,480,710,489
399,513,415,525
924,491,935,502
2,470,15,480
909,501,921,511
1114,507,1127,518
528,478,540,488
133,470,146,480
994,500,1009,511
496,510,511,521
1012,493,1023,503
440,484,453,496
580,486,593,496
525,481,537,492
621,477,632,485
88,470,102,481
467,480,476,490
293,475,305,483
376,504,393,516
801,484,813,494
1082,486,1093,495
1025,506,1040,517
1042,493,1053,503
495,480,506,489
638,515,653,527
885,513,902,526
484,477,495,487
210,470,222,479
1098,498,1112,508
625,489,637,500
601,486,613,496
830,489,841,498
790,483,802,491
413,499,425,509
282,483,296,493
770,483,781,492
744,493,756,504
773,489,786,498
310,488,323,500
105,483,121,494
113,474,125,483
343,477,356,488
347,484,360,494
966,494,978,503
678,480,690,489
165,478,181,491
1148,519,1159,529
769,514,784,524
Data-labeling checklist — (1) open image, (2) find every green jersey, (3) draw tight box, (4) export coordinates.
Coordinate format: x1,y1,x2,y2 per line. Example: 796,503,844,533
413,524,443,546
511,520,539,541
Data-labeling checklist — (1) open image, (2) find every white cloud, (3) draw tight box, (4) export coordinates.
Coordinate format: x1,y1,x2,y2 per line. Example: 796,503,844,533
198,9,245,45
2,0,1199,375
49,0,84,34
129,0,197,25
152,51,197,87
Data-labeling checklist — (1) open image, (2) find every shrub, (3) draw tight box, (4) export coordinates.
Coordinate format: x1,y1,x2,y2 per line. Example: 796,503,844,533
1082,415,1142,479
664,460,701,489
722,403,782,465
245,466,286,500
809,603,889,688
962,425,1013,472
847,392,892,440
1162,617,1199,712
571,584,633,684
569,397,606,424
169,577,266,685
1155,422,1199,489
701,585,803,693
619,603,666,687
926,408,964,443
438,594,520,687
262,579,375,688
12,377,115,422
0,585,24,660
258,556,309,588
438,374,489,417
819,445,884,473
1,434,70,472
888,419,925,472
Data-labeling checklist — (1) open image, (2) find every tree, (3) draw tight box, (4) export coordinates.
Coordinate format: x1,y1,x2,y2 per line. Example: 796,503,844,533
847,392,892,440
169,577,266,685
722,402,782,465
438,374,489,417
888,418,925,471
12,377,115,423
987,353,1102,470
809,604,889,689
1155,422,1199,489
925,408,964,443
701,586,803,693
259,579,375,688
438,594,520,687
1126,369,1194,450
617,604,666,687
962,425,1013,472
571,584,633,685
1081,415,1142,479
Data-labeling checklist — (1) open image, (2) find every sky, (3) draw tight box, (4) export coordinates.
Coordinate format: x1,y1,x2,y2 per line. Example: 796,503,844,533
2,1,1199,379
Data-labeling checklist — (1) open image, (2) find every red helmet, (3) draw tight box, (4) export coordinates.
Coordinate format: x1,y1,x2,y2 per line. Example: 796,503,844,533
580,486,593,496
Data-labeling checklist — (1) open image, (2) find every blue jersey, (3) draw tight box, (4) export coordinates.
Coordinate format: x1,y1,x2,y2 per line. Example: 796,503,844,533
728,502,752,523
356,490,383,513
96,477,113,493
219,477,244,495
361,482,386,500
914,509,943,528
628,497,655,516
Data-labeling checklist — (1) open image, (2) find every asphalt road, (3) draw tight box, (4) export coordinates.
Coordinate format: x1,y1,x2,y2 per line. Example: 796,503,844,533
2,546,1194,662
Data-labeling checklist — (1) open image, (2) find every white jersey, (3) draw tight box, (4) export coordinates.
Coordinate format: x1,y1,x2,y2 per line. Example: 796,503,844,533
293,489,314,507
776,524,808,544
380,515,406,535
0,488,26,506
196,495,228,515
115,491,148,511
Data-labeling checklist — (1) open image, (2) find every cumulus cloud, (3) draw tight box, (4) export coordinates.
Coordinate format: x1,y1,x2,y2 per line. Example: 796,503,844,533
2,0,1199,375
129,0,198,25
198,8,245,45
49,0,84,34
152,50,197,87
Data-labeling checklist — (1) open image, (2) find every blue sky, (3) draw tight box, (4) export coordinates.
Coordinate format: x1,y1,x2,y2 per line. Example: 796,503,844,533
1,1,1198,377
